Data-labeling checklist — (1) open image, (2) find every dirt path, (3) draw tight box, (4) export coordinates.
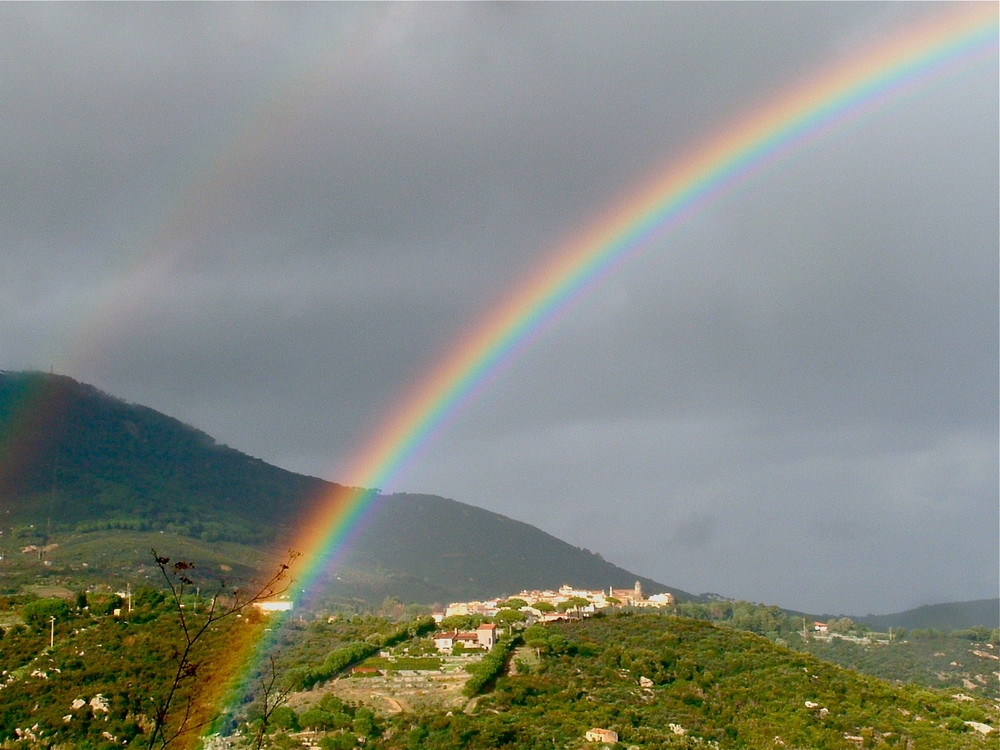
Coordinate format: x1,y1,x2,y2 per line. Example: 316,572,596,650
379,694,404,713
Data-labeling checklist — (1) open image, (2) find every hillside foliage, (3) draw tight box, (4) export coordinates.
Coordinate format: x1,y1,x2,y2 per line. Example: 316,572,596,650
0,372,325,544
2,592,997,750
373,613,997,750
0,371,690,606
0,587,262,749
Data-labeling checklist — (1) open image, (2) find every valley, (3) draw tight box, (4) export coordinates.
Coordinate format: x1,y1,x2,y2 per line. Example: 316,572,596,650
1,565,997,749
1,371,997,749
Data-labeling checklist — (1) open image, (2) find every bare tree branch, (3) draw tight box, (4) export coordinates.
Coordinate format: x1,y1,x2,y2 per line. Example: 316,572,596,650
145,548,300,749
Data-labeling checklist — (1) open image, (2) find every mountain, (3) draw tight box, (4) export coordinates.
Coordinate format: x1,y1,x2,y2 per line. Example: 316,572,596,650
0,371,690,604
0,371,326,543
320,492,682,604
858,598,999,631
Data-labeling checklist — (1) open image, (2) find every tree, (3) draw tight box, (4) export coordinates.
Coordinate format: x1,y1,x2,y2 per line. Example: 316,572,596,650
827,617,856,634
247,655,294,750
299,706,333,730
378,596,406,619
21,598,71,629
352,707,379,739
440,614,485,631
524,625,550,657
268,706,299,732
144,548,299,749
557,596,590,615
89,592,124,615
495,608,527,628
498,598,528,610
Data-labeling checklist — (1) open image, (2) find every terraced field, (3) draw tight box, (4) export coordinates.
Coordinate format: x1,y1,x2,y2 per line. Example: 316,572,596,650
290,652,486,716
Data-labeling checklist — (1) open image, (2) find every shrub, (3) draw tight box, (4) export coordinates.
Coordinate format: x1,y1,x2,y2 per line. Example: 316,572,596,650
21,598,71,629
463,636,520,697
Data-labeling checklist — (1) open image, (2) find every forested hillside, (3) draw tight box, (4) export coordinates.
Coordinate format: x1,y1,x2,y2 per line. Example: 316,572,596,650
377,613,998,749
0,371,326,544
4,598,995,750
859,599,999,631
0,585,259,749
320,492,683,604
670,599,1000,693
0,372,688,605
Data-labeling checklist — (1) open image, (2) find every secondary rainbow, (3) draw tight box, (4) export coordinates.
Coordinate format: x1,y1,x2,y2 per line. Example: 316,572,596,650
287,4,997,596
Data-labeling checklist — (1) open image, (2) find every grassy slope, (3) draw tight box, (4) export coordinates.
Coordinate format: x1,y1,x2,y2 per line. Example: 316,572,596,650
0,529,279,596
3,602,996,749
798,633,1000,693
380,613,998,749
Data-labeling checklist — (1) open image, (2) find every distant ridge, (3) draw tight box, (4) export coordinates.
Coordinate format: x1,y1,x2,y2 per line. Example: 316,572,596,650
0,370,692,605
858,598,999,631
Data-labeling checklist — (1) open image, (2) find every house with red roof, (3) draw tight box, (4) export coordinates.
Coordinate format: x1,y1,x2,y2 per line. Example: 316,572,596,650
433,623,498,652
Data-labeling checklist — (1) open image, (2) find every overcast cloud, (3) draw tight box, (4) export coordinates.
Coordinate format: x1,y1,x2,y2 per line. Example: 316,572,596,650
3,3,996,615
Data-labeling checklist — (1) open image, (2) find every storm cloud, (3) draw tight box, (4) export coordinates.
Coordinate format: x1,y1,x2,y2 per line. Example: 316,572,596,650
3,3,996,614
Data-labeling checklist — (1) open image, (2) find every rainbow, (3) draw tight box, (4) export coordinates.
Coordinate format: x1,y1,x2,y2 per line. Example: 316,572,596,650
207,3,995,738
288,4,997,596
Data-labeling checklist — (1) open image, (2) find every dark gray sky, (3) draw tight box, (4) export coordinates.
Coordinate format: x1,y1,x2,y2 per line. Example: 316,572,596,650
4,3,996,615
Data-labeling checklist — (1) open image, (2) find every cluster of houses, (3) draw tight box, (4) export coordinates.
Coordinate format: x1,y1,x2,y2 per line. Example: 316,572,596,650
251,583,674,650
437,581,674,624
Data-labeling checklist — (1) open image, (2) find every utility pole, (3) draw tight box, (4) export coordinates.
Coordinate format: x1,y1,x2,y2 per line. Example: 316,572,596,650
49,616,55,649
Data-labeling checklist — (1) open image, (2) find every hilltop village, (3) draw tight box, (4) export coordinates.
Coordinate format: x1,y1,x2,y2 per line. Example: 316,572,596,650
254,581,674,623
422,582,674,654
436,582,673,622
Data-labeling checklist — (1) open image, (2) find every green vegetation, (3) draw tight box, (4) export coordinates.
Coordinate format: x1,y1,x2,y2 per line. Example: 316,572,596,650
0,371,326,544
20,597,71,628
0,584,264,749
0,371,692,607
860,599,1000,631
294,616,435,689
672,598,1000,692
360,655,442,671
374,613,997,749
2,588,996,750
462,636,520,697
798,628,1000,691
